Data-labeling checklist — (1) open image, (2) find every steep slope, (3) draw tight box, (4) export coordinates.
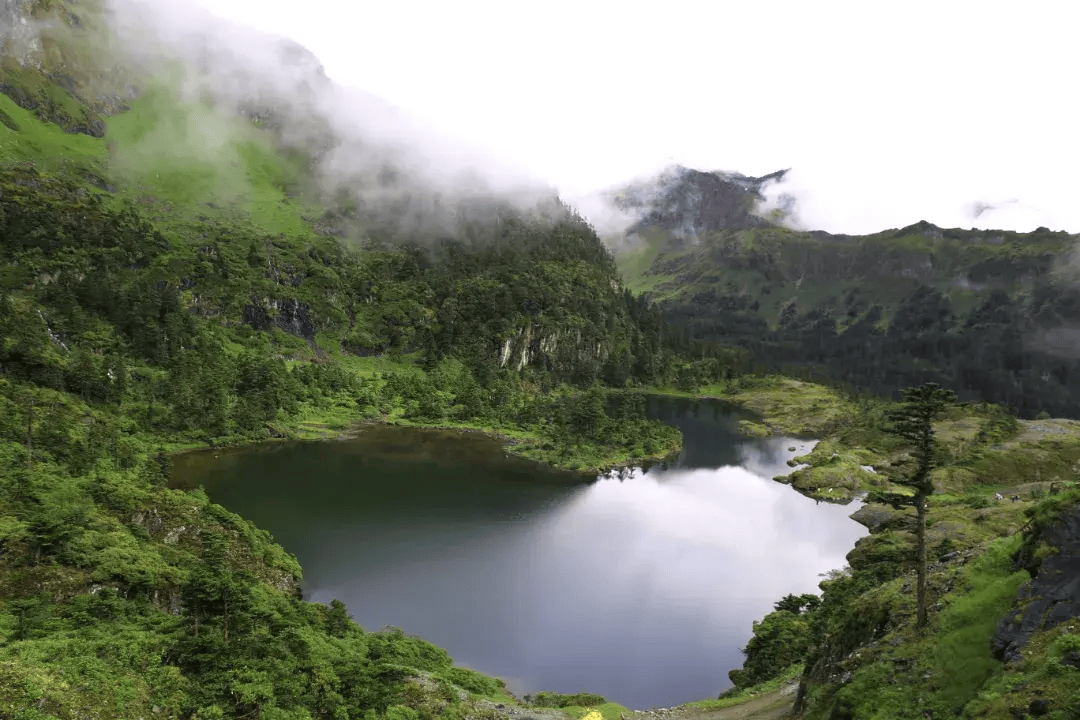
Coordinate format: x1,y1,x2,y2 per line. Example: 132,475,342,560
0,0,681,384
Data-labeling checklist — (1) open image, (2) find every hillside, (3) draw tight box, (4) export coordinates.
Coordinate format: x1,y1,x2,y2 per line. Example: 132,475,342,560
0,0,715,717
609,167,1080,418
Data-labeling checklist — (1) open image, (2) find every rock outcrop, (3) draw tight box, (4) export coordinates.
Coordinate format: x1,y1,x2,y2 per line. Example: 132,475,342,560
992,502,1080,663
242,298,318,341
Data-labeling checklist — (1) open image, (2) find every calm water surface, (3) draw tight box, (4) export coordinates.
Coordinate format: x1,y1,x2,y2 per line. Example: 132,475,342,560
171,398,866,709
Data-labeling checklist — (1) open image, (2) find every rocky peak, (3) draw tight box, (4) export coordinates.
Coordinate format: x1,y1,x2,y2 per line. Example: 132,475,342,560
616,165,789,239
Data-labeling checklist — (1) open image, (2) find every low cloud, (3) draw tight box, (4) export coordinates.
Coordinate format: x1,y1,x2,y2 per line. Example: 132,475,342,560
565,188,645,241
98,0,559,241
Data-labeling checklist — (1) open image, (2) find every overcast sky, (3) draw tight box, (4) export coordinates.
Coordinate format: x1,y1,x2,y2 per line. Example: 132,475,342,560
184,0,1076,235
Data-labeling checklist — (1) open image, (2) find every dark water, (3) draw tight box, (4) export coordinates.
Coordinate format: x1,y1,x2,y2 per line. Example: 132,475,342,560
171,398,866,709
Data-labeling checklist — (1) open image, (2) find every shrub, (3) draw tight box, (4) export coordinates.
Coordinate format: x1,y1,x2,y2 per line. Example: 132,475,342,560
440,667,504,696
525,692,606,708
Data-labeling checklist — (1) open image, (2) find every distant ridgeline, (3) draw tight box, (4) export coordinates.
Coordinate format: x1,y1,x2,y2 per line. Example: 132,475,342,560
611,167,1080,419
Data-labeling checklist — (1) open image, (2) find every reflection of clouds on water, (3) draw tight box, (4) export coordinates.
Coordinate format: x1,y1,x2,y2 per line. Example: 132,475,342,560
737,436,818,480
515,459,866,671
186,405,868,710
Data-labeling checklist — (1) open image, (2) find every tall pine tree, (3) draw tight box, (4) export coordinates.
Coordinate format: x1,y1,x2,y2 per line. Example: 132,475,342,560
874,382,956,629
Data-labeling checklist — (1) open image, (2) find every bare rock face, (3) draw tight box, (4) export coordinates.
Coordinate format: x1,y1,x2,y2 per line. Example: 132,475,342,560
992,503,1080,664
242,298,318,341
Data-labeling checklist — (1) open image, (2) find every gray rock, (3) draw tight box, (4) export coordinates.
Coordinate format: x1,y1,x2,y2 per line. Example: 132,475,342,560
992,503,1080,664
849,505,913,532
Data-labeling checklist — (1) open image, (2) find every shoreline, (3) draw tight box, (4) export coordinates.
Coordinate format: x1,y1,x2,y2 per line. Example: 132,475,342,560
166,377,857,480
166,414,684,479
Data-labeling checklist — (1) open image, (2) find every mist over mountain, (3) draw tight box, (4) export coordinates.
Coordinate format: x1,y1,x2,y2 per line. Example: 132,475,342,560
606,165,1080,417
6,4,1080,720
1,0,562,247
617,166,791,238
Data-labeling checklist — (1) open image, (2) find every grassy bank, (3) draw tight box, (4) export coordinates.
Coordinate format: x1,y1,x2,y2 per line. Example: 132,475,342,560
177,353,686,476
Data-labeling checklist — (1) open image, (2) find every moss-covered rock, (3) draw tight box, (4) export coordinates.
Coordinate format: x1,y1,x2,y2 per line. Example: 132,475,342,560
786,462,879,498
850,504,914,533
846,530,916,571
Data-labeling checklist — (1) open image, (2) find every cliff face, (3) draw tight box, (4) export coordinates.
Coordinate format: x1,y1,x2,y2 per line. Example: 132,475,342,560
992,502,1080,664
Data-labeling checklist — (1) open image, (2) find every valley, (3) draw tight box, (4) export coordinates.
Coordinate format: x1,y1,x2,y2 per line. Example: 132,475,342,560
1,1,1079,719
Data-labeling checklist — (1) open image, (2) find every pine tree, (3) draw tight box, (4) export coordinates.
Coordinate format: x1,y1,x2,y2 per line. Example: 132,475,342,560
875,382,956,629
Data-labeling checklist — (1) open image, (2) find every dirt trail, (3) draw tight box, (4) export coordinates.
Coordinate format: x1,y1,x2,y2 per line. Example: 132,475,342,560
624,680,797,720
474,680,796,720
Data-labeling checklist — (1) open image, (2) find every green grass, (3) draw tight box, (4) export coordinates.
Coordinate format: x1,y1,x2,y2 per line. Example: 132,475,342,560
1,72,325,250
334,354,427,378
0,91,107,169
831,535,1029,719
930,536,1030,702
611,227,676,293
965,624,1080,719
723,375,861,436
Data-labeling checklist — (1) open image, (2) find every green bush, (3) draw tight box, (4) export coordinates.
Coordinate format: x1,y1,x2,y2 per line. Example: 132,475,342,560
440,667,504,697
526,692,607,708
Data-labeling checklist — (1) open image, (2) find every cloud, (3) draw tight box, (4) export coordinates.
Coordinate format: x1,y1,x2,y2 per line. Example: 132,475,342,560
100,0,559,241
565,188,645,241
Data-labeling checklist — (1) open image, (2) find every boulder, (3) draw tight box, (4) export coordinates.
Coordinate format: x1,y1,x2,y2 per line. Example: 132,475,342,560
850,505,913,532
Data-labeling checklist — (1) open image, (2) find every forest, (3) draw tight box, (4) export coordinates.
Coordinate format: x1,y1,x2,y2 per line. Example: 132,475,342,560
0,147,745,717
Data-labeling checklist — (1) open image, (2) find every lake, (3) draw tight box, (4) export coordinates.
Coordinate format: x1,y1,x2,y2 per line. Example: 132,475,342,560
170,397,866,710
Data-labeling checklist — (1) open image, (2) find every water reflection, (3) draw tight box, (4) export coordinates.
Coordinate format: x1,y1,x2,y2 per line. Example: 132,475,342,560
172,398,865,710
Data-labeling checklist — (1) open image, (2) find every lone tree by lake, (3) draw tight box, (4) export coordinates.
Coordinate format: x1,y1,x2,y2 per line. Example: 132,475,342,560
875,382,957,629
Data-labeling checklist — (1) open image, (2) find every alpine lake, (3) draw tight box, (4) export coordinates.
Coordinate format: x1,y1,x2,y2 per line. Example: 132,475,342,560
170,396,867,710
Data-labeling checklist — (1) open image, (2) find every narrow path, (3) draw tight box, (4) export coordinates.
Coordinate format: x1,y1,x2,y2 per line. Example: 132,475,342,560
625,680,797,720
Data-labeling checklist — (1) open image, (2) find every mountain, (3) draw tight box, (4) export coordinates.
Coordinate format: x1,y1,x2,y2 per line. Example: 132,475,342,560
608,167,1080,417
0,0,691,384
613,165,790,239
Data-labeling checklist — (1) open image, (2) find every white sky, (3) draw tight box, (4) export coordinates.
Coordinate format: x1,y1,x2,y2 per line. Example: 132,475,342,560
185,0,1077,235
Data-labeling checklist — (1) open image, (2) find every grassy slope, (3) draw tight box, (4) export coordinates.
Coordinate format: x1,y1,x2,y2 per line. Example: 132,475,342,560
789,412,1080,718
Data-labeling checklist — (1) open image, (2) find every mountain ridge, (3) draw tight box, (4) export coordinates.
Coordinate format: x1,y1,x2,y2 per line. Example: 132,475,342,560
606,166,1080,418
